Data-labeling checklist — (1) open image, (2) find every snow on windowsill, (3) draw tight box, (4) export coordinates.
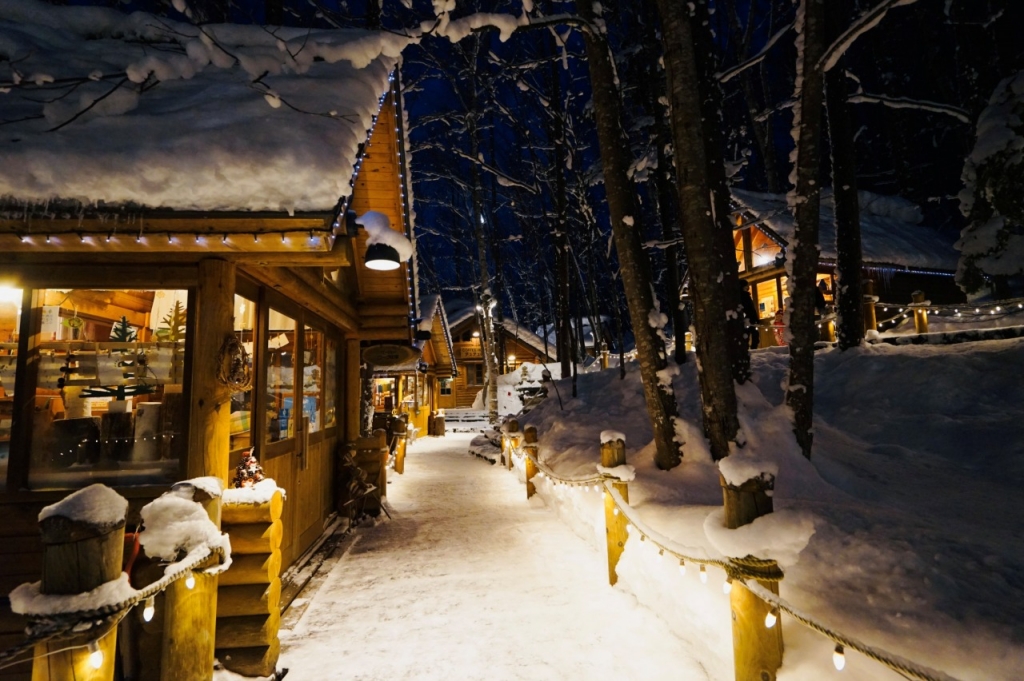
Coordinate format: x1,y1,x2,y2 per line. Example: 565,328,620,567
222,478,286,505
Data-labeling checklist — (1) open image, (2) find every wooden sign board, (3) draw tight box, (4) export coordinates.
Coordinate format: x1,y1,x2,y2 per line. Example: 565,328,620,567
362,344,419,366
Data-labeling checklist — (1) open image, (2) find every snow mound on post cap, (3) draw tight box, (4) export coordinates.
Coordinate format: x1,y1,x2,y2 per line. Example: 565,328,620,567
140,494,228,566
0,0,411,213
38,483,128,527
222,478,286,505
717,456,779,487
600,430,626,444
703,508,815,568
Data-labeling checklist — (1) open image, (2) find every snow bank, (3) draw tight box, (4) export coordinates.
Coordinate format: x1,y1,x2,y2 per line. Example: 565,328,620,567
38,483,127,527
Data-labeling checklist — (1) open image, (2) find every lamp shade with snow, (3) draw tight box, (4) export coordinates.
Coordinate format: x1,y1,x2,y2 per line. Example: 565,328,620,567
356,211,412,271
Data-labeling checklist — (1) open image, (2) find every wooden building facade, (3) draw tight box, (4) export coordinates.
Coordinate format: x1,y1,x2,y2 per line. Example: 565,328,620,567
0,15,417,679
441,302,554,410
731,190,965,343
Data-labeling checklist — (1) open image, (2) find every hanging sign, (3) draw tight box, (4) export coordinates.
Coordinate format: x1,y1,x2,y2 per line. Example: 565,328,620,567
362,344,420,366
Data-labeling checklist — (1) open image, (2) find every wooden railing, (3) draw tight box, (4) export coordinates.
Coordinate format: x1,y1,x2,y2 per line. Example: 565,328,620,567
499,422,961,681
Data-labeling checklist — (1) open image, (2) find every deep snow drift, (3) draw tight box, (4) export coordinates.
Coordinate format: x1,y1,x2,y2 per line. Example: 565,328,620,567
518,337,1024,680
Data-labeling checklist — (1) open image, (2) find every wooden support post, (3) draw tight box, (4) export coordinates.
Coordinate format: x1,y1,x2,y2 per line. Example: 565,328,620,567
721,473,784,681
188,258,236,484
599,343,609,370
600,436,628,586
504,419,519,470
863,279,879,333
912,290,929,335
393,417,407,475
523,426,538,500
33,487,127,681
345,337,362,442
160,483,222,681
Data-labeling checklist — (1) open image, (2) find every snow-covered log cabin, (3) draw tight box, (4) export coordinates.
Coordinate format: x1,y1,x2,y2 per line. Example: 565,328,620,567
0,3,417,677
369,293,456,435
731,189,966,340
441,300,554,410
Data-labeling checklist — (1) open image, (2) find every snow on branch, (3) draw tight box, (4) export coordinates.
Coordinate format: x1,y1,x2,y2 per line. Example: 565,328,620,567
847,94,970,123
716,22,794,84
819,0,919,73
442,146,540,194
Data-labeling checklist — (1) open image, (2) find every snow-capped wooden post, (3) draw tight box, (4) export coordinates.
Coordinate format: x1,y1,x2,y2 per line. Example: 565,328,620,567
523,426,539,500
600,431,629,586
33,484,128,681
719,462,783,681
504,418,519,471
160,480,223,681
393,416,407,475
217,481,285,677
863,280,879,333
599,342,610,370
911,290,929,335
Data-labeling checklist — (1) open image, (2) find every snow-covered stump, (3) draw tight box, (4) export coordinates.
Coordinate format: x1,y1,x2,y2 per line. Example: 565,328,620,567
217,482,285,678
33,484,127,681
393,417,407,475
911,290,930,335
718,465,784,681
523,426,539,500
863,280,880,334
160,481,223,681
503,419,520,471
600,433,629,587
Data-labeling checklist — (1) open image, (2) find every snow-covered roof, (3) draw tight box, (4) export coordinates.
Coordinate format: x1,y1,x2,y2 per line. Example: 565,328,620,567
0,0,411,214
443,299,477,329
443,299,552,359
732,189,960,272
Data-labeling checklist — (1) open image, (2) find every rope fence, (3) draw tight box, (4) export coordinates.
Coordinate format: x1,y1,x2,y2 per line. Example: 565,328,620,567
501,425,962,681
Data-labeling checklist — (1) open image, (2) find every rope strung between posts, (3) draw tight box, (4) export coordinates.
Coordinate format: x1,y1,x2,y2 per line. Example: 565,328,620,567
0,544,228,670
506,435,961,681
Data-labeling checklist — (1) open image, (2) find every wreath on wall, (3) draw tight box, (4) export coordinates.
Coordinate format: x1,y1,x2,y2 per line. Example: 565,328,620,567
217,335,253,391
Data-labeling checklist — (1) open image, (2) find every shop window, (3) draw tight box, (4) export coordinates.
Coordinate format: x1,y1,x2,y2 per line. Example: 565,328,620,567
266,308,297,444
0,287,22,491
230,295,255,455
439,378,452,396
324,337,337,429
24,288,190,490
303,325,324,434
467,364,485,386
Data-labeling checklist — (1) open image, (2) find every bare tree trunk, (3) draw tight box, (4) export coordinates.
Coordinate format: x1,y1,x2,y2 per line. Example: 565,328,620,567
576,1,683,470
826,7,864,350
550,56,573,381
786,0,827,458
653,0,747,461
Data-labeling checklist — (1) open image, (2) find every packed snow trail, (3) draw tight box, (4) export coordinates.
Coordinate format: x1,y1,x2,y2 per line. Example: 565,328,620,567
278,433,711,680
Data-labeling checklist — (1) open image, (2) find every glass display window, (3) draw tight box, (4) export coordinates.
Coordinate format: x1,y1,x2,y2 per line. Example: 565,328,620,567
303,325,324,434
0,287,22,491
230,295,256,455
23,288,190,490
265,308,297,444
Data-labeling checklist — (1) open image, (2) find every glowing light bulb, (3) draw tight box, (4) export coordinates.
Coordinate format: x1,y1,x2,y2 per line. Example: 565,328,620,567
88,641,103,669
699,565,708,584
765,608,778,629
613,508,619,516
723,578,733,594
625,524,632,534
185,571,196,590
678,560,686,576
143,596,155,622
833,644,846,671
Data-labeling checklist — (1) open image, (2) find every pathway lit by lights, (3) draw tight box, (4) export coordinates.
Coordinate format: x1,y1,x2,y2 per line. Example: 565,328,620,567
278,433,709,680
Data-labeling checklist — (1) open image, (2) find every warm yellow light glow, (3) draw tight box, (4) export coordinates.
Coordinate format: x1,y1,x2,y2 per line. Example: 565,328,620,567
765,609,778,629
472,331,480,338
507,354,516,362
833,644,846,671
88,641,103,669
185,571,196,590
0,287,21,304
143,597,155,622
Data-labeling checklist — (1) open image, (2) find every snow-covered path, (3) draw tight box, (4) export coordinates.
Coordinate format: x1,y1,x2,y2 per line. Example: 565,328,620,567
278,433,711,680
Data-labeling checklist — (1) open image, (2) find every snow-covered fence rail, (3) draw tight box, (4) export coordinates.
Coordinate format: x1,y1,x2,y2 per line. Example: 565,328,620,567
0,480,231,680
499,428,962,681
871,294,1024,338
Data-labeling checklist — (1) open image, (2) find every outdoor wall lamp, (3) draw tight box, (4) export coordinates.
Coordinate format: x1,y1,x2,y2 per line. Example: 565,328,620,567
344,210,405,271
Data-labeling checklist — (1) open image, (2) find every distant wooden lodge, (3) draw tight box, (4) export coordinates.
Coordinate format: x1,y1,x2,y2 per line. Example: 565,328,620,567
441,300,555,410
369,294,456,435
0,11,417,679
731,190,965,342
